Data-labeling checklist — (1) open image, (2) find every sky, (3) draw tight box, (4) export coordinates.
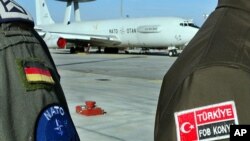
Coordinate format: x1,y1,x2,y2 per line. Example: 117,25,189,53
15,0,218,26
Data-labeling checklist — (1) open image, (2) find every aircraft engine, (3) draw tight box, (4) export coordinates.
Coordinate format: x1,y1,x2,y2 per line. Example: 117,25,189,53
41,33,67,49
57,37,67,49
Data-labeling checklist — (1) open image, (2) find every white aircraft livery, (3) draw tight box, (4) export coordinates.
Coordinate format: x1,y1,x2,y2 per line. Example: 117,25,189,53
35,0,199,55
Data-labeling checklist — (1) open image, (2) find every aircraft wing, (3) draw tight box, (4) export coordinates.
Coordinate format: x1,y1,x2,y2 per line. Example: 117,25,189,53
41,31,121,48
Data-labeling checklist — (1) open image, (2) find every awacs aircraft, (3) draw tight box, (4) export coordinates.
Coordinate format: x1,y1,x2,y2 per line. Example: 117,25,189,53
35,0,199,56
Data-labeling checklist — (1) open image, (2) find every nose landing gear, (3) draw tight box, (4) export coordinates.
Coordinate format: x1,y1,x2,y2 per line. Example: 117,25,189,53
168,50,178,57
168,46,178,57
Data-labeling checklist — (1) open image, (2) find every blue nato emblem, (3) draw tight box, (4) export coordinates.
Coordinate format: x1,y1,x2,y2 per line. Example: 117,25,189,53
36,105,79,141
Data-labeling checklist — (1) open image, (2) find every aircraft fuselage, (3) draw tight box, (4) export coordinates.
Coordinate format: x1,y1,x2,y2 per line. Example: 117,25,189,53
38,17,199,49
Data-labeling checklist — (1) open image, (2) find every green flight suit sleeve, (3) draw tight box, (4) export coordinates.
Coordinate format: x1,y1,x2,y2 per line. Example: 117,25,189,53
0,23,79,141
176,66,250,123
155,65,250,141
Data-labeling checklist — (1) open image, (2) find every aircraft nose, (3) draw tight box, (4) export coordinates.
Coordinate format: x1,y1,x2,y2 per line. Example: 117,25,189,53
187,28,199,41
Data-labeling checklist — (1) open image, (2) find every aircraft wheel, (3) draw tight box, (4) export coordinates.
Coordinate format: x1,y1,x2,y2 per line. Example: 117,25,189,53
97,47,102,53
104,47,119,53
169,50,173,57
174,50,178,56
78,47,85,52
70,47,76,54
169,50,178,57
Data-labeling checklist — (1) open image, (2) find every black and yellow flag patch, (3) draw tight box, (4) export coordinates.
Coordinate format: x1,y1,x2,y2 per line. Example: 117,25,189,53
24,61,55,84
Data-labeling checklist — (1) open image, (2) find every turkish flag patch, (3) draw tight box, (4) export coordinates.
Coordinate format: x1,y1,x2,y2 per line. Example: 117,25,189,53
23,61,55,84
175,101,238,141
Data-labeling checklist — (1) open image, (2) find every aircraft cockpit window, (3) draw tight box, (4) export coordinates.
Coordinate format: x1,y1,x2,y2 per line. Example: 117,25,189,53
188,23,200,28
180,23,187,26
180,22,200,29
180,23,189,27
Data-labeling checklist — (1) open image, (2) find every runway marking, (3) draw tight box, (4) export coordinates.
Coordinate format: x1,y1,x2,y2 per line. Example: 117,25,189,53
76,53,91,56
56,56,146,67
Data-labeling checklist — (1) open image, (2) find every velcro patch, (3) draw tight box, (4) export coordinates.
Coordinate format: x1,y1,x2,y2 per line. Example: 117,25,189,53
175,101,238,141
16,59,55,91
36,105,80,141
24,61,55,84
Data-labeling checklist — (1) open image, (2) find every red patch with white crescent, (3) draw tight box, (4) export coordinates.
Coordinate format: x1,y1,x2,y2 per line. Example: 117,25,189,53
175,101,238,141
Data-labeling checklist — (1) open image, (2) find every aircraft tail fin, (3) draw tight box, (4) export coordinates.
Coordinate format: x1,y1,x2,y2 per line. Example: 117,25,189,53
35,0,55,25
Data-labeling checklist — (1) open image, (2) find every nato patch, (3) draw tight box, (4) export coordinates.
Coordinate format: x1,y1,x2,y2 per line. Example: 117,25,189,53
36,105,80,141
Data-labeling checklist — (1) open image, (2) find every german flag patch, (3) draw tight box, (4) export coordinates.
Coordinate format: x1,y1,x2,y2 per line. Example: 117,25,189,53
23,61,55,84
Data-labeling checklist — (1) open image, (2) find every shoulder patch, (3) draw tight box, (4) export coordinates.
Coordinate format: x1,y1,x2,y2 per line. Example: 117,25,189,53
23,61,55,84
175,101,238,141
16,59,55,91
36,104,80,141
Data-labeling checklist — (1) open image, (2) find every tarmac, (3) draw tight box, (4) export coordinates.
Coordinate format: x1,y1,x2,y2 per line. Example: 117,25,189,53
50,49,177,141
